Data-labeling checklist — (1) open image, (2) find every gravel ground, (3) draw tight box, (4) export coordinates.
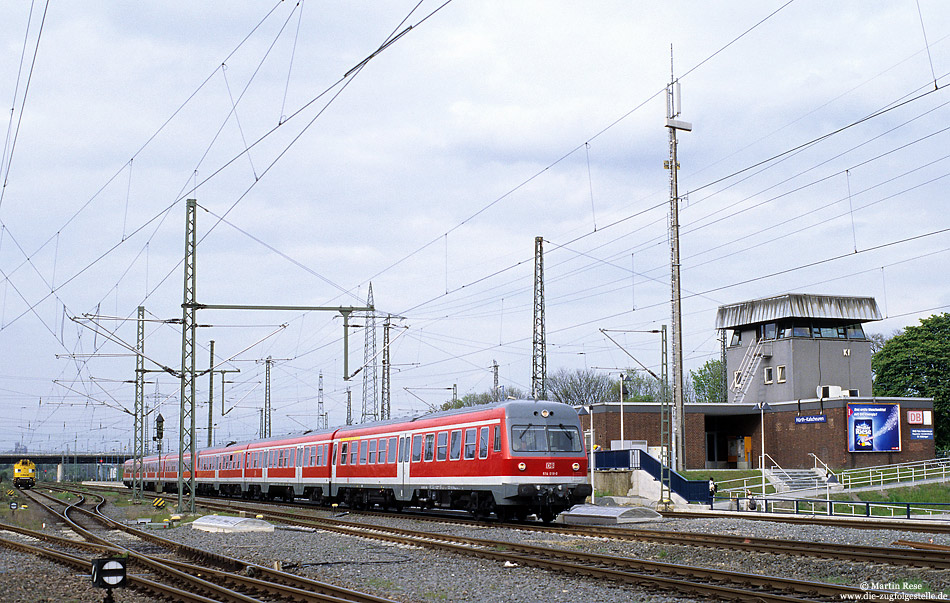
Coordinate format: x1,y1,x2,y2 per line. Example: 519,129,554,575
3,500,949,603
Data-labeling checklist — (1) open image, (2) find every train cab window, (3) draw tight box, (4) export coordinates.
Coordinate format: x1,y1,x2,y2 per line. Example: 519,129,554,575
377,439,387,464
424,434,435,461
548,426,583,452
464,428,477,460
368,440,376,464
388,437,397,463
494,425,501,452
350,442,359,465
511,425,546,452
449,430,462,460
360,440,368,465
411,435,422,462
436,432,448,461
479,427,489,459
339,442,347,465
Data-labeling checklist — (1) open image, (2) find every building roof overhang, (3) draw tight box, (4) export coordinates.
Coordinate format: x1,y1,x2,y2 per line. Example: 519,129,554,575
715,293,882,330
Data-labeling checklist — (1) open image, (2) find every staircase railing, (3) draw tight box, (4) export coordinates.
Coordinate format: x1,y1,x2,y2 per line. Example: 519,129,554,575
732,339,763,403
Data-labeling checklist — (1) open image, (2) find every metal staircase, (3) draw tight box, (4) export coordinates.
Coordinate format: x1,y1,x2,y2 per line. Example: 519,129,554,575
732,339,763,403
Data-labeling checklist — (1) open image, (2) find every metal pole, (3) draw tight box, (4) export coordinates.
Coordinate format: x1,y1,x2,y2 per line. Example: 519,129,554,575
619,372,625,448
666,73,691,471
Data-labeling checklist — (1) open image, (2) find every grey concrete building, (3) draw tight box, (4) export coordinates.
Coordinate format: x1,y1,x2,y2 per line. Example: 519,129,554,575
716,293,881,405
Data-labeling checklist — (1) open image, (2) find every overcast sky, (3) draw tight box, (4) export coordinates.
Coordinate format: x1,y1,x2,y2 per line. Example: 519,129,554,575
3,1,950,454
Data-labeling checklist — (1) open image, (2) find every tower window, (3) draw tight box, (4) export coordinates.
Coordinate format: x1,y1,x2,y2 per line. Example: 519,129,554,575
764,366,774,384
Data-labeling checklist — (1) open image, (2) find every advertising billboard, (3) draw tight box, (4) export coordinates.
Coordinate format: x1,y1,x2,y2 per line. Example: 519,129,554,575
847,403,901,452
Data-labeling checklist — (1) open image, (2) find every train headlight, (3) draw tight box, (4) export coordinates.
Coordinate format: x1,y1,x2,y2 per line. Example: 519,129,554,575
540,409,550,418
572,462,580,471
518,462,526,471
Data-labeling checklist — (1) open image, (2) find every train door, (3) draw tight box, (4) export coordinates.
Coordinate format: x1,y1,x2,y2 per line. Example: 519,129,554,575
296,446,304,483
329,442,338,497
398,434,410,500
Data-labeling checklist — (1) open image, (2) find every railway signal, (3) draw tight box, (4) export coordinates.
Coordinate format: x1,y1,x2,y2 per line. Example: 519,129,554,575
91,556,127,602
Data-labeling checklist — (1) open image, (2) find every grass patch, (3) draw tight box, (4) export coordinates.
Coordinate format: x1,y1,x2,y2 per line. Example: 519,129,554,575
828,482,950,515
364,577,399,591
680,469,777,495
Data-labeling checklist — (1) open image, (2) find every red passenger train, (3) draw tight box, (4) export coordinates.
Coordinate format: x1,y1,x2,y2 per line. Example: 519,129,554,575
125,400,592,521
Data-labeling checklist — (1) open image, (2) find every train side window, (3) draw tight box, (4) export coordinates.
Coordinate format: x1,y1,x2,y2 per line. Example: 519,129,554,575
332,444,338,465
340,442,348,465
360,440,368,465
479,427,489,459
436,431,448,461
377,439,387,464
291,448,297,467
411,435,422,462
494,425,501,452
350,442,359,465
449,430,462,460
388,437,398,463
368,440,376,465
424,433,435,461
464,428,477,460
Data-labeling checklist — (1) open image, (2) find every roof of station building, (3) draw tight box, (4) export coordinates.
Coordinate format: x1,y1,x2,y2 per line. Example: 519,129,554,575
715,293,882,330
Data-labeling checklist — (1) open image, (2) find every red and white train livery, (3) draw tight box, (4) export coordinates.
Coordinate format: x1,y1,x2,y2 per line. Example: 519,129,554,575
125,400,591,521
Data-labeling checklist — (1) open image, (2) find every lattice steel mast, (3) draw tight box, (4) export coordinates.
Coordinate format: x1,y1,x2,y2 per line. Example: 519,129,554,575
531,236,546,400
361,283,377,422
317,372,326,429
132,306,145,502
179,198,198,513
381,315,391,420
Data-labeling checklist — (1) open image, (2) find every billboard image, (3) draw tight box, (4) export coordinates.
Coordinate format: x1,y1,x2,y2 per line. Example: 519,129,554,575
847,403,901,452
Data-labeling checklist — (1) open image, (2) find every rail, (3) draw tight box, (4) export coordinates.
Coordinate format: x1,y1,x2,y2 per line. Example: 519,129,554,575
837,457,950,489
809,453,834,478
712,495,950,520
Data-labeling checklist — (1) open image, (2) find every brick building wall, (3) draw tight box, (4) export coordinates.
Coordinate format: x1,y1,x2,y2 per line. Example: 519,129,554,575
582,398,935,470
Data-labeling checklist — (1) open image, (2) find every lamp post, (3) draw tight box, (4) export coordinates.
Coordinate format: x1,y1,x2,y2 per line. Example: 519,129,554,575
619,373,625,448
757,401,772,497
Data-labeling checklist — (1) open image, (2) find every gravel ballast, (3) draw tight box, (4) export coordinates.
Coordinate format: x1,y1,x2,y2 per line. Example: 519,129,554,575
4,501,949,603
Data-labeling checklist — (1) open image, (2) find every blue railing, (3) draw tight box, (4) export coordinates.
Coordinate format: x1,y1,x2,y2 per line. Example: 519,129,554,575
594,449,710,504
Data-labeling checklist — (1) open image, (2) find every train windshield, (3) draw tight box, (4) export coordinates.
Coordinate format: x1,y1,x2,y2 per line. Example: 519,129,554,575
511,424,582,453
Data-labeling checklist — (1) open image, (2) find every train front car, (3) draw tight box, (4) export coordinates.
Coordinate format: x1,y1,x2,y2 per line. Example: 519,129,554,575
497,400,591,522
13,459,36,489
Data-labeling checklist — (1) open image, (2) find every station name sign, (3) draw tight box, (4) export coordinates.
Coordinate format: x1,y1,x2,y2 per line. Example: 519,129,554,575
794,415,827,424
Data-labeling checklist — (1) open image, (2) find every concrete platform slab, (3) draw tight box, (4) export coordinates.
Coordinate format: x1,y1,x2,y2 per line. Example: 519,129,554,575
559,504,664,525
191,515,274,533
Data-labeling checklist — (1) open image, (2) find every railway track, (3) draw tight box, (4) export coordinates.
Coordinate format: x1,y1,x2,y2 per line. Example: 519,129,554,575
11,488,398,603
130,488,949,571
664,508,950,534
157,493,903,602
